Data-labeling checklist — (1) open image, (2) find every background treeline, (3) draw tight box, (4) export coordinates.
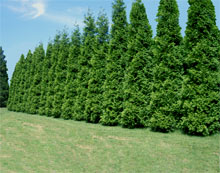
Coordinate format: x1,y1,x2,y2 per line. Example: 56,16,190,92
0,47,9,107
7,0,220,136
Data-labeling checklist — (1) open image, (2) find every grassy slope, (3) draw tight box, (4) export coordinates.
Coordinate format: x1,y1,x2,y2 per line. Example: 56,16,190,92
0,108,219,173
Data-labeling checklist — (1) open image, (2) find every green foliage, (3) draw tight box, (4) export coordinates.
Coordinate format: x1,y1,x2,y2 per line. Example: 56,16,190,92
7,0,220,136
28,44,45,114
45,34,61,116
73,11,96,121
61,27,81,120
52,31,70,118
0,47,9,107
149,0,183,132
101,0,128,126
16,55,27,112
12,55,26,112
23,51,33,113
7,55,24,111
180,0,220,136
84,11,109,123
38,43,53,115
185,0,217,50
121,0,153,128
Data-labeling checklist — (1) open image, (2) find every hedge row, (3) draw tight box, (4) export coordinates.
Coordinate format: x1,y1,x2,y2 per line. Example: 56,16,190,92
8,0,220,136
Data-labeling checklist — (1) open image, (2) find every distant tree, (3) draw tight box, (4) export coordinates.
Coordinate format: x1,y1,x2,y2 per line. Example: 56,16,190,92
100,0,128,126
28,44,45,114
73,11,97,121
121,0,153,128
61,26,81,120
39,43,53,115
149,0,183,132
180,0,220,136
52,31,70,118
84,11,109,123
45,34,61,116
0,47,9,107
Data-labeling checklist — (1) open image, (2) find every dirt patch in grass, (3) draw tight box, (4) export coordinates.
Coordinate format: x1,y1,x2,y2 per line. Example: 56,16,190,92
23,122,44,132
92,135,105,141
108,135,131,141
75,144,93,151
159,141,171,148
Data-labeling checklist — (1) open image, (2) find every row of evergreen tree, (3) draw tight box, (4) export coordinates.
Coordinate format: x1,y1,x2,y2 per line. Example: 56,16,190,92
7,0,220,136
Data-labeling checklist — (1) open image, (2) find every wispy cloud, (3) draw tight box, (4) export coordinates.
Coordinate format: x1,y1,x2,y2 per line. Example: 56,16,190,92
6,0,46,19
31,2,45,18
5,0,85,27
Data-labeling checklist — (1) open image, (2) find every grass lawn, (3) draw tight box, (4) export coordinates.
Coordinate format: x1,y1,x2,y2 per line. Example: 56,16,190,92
0,108,219,173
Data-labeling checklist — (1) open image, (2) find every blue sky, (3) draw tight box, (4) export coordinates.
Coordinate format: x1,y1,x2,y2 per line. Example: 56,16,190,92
1,0,220,80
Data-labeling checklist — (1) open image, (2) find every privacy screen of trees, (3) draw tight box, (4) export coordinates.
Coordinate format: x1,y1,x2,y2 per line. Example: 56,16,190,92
8,0,220,136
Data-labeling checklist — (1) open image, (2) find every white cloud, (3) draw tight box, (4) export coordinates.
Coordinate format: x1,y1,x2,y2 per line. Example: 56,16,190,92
6,0,46,19
31,2,45,18
5,0,84,27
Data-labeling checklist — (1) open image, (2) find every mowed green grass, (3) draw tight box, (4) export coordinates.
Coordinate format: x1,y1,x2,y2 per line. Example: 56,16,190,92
0,108,219,173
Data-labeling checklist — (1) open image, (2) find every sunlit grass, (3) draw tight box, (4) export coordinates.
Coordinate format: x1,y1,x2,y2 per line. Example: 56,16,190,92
0,108,219,173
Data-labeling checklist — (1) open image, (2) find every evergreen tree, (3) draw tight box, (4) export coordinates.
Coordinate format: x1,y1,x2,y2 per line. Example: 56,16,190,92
73,11,97,121
61,27,81,120
100,0,128,126
25,50,37,114
39,43,53,115
0,47,9,107
28,44,45,114
180,0,220,136
7,60,19,111
149,0,183,132
8,55,25,111
52,31,70,118
23,50,33,113
121,0,153,128
45,34,61,116
84,11,109,123
14,55,25,112
16,55,27,112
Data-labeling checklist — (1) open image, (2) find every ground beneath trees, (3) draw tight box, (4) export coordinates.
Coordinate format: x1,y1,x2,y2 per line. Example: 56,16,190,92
0,108,219,173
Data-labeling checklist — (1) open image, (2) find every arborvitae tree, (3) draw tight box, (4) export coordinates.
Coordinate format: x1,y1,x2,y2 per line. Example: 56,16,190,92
100,0,128,126
23,50,33,113
26,50,37,114
180,0,220,136
7,60,19,111
73,11,97,121
0,47,9,107
61,27,81,120
39,43,53,115
121,0,153,128
7,55,25,111
16,55,27,112
45,34,60,116
51,31,70,118
84,11,109,123
28,44,45,114
149,0,183,132
14,55,25,112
